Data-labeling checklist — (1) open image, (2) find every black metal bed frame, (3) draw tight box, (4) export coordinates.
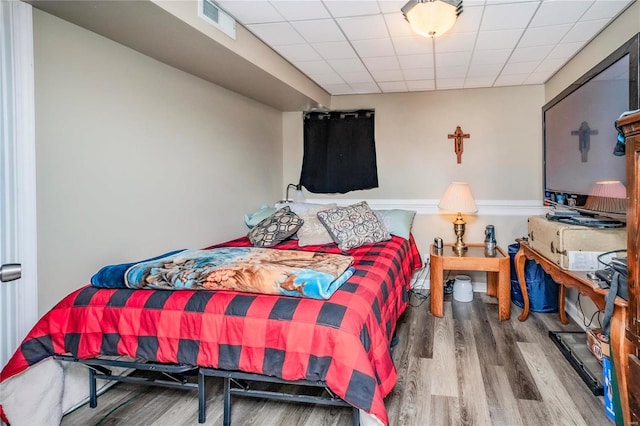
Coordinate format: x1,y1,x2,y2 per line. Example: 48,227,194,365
53,355,360,425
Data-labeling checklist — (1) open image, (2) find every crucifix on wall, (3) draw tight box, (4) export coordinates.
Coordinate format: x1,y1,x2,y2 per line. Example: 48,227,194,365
448,126,470,164
571,121,598,162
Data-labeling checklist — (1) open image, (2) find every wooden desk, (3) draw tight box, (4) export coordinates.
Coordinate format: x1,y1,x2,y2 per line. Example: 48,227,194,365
430,243,510,320
514,239,631,424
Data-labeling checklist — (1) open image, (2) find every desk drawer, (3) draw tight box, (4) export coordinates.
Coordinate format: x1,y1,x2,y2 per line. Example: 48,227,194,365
527,215,626,270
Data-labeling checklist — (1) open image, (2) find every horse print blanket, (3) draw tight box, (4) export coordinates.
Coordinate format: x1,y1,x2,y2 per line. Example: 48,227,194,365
95,247,355,299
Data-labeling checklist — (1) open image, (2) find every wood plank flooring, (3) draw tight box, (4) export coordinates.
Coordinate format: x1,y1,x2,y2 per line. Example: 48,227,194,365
61,292,611,425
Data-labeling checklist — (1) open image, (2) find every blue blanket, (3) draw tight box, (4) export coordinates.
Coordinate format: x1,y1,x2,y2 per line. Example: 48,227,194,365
92,247,354,300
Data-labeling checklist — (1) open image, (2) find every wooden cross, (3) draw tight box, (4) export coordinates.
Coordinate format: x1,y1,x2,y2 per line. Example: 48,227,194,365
448,126,470,164
571,121,598,162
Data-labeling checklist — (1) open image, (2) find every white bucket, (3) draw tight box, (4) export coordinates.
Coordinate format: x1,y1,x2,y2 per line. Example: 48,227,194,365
453,275,473,302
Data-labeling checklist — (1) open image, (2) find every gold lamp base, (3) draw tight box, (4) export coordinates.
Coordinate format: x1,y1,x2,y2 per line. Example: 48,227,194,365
451,212,467,256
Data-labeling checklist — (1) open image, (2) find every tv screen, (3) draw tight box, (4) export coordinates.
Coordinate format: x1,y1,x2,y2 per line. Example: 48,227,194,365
543,33,639,216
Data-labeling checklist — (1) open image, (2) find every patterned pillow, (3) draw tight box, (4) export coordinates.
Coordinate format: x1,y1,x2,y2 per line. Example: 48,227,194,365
247,206,303,247
317,201,391,250
296,204,337,246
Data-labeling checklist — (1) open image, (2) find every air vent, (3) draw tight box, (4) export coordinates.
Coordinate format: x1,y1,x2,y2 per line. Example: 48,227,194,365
198,0,236,40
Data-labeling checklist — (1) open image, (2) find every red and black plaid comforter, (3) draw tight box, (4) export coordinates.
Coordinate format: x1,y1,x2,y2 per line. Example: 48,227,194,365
1,235,421,425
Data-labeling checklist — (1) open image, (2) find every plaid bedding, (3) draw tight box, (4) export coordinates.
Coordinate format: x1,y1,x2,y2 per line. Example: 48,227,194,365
1,235,421,425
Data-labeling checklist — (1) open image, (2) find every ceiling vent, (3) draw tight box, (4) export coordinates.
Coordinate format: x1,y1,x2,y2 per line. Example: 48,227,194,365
198,0,236,40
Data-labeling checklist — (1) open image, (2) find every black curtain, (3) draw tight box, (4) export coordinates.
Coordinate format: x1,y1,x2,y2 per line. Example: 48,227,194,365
299,109,378,194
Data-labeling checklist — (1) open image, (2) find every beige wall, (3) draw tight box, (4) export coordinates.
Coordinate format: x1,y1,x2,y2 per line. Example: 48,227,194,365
33,10,282,314
546,1,640,102
283,85,545,258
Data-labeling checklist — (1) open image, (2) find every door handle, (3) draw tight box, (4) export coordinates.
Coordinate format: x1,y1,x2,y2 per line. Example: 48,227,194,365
1,263,22,282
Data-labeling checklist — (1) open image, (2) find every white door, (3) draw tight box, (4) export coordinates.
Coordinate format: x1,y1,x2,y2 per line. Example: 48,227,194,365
0,0,38,369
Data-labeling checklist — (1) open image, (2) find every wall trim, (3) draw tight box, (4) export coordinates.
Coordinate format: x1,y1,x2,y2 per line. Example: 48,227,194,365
305,198,549,216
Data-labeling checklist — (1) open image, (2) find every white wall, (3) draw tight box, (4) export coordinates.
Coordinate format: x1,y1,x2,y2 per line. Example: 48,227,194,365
283,85,546,260
33,10,283,314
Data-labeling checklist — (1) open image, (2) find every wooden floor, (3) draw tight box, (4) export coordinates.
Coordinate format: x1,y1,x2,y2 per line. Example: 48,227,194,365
61,292,611,425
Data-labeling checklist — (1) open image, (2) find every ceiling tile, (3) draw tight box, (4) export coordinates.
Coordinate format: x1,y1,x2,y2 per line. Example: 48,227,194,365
377,0,407,14
247,22,306,46
581,0,633,21
547,42,584,59
226,0,628,95
502,60,539,75
379,81,408,92
535,57,570,73
449,5,483,34
291,19,346,43
406,79,435,91
466,63,502,78
562,19,609,43
393,36,433,55
369,68,405,81
494,73,529,86
323,83,355,94
327,58,368,73
529,1,592,28
518,24,573,48
312,41,358,59
435,51,472,67
437,78,466,89
362,56,401,71
293,59,335,75
475,29,524,50
309,71,346,85
403,67,434,81
323,0,381,17
464,76,496,88
274,43,322,61
435,32,477,53
352,38,396,57
270,1,331,21
398,54,434,69
481,2,539,31
350,82,381,93
509,45,554,63
337,15,389,40
470,48,512,65
341,71,375,84
383,12,415,37
435,65,468,79
216,1,284,24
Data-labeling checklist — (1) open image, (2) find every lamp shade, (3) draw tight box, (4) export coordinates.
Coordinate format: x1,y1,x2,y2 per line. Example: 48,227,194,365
584,180,626,213
438,182,478,213
403,0,459,38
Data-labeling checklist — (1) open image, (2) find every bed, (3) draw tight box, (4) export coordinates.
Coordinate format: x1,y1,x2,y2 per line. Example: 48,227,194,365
0,234,421,426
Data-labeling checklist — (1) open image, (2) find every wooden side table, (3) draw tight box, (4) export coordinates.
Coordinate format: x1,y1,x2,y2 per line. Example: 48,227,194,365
513,239,631,423
430,243,511,320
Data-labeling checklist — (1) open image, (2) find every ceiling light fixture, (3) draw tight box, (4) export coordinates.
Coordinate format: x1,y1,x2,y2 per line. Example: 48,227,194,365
401,0,463,38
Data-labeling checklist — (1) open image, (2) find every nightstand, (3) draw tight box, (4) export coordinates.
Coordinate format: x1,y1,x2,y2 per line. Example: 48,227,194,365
430,243,510,320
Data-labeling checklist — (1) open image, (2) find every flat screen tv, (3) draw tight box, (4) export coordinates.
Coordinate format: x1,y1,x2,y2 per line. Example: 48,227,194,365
543,33,639,218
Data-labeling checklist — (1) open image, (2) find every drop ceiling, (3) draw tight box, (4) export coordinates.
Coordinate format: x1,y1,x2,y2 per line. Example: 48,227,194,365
216,0,634,95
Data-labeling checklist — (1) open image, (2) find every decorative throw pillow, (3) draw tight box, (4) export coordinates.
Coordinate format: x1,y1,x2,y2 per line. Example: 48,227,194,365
296,203,337,246
247,206,303,247
374,209,416,240
317,201,391,250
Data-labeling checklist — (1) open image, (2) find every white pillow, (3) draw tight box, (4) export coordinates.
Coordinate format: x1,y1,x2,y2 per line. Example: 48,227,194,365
296,204,337,246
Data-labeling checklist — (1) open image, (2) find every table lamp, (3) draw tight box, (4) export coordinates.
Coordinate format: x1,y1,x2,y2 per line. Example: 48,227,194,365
583,180,626,213
438,182,478,255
